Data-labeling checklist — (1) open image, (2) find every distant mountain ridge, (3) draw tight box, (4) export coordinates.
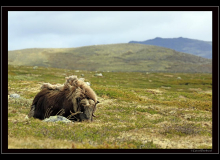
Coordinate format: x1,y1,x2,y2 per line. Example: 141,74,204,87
129,37,212,59
8,43,212,73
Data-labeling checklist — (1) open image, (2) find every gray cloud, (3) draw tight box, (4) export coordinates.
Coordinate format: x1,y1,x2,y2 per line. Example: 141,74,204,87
8,11,212,50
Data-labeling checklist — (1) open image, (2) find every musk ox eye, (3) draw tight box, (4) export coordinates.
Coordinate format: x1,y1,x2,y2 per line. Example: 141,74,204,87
80,98,90,106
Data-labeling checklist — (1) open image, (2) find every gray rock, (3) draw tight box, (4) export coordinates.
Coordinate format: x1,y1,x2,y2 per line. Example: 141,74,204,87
94,73,103,77
33,66,38,69
10,94,20,99
161,86,171,89
43,115,73,123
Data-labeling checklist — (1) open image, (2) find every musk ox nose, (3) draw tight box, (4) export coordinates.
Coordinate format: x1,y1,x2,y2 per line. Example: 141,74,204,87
78,113,92,122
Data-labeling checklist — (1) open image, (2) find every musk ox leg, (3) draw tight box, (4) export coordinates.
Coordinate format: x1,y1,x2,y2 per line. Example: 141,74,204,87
44,106,54,119
28,105,35,118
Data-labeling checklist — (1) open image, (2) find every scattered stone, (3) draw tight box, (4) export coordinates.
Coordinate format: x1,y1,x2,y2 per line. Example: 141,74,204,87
9,94,20,99
25,115,29,120
94,73,103,77
43,115,73,123
33,66,38,69
177,77,181,79
161,86,171,89
164,75,174,77
81,74,84,77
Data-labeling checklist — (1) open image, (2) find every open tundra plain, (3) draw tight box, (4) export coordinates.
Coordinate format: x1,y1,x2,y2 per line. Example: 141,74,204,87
8,65,212,149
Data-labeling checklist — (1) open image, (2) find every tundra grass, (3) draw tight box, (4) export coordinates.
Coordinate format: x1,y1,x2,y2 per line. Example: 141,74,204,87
8,65,212,149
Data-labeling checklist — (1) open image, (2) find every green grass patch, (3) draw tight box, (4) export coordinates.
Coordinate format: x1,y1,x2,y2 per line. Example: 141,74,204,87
8,65,212,149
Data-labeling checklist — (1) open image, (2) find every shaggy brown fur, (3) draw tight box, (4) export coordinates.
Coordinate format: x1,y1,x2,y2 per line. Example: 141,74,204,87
41,83,65,90
40,75,97,103
29,75,99,121
76,79,97,103
40,75,76,91
29,82,98,121
64,75,78,86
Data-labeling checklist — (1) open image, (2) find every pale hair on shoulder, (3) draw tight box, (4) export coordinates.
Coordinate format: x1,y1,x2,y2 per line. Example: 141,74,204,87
40,74,97,103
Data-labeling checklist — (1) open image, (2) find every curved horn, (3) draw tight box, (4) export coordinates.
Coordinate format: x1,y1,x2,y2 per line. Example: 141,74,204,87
91,100,100,118
92,113,99,117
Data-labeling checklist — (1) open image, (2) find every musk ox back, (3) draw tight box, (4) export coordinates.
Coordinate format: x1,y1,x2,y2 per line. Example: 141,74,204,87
28,75,99,122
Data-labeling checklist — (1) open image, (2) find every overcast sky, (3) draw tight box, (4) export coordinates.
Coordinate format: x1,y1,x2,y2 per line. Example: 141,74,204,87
8,11,212,51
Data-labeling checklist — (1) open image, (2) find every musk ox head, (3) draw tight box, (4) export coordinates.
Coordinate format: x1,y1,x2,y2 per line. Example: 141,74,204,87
76,98,99,121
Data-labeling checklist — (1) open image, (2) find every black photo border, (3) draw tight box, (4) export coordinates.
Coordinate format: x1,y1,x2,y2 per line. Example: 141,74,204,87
1,6,219,154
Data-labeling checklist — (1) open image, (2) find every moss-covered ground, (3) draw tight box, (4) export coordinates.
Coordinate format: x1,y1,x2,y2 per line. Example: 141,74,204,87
8,65,212,149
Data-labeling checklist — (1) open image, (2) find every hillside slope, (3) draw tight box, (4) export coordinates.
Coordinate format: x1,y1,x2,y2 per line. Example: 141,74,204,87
129,37,212,59
8,43,212,73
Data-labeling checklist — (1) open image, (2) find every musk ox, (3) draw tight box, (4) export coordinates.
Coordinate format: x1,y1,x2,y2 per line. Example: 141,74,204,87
28,75,99,122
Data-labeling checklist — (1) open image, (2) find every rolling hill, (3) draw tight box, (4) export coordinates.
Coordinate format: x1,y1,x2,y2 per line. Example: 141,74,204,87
129,37,212,59
8,43,212,73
